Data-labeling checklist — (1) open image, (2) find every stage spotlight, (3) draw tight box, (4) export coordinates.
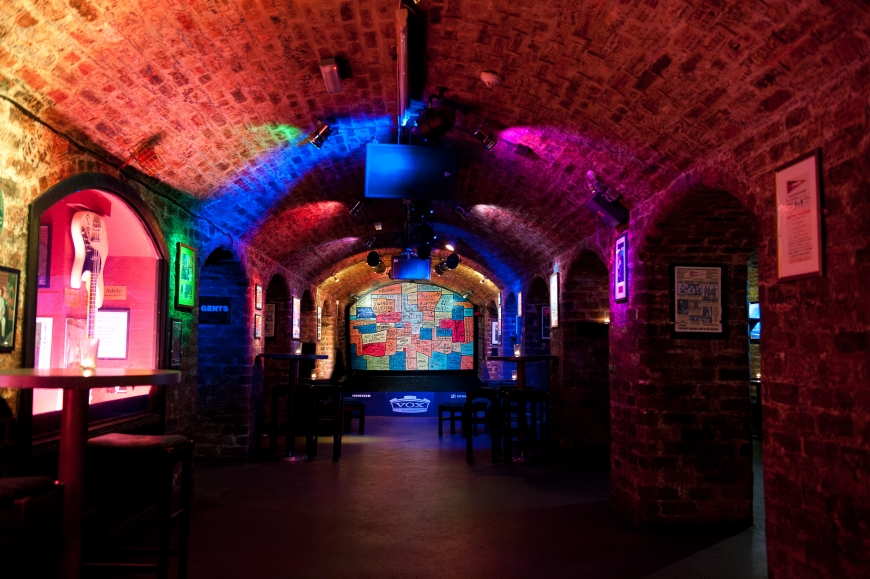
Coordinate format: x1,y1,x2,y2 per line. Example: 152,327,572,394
416,105,456,139
348,200,363,217
444,242,455,251
445,253,460,270
434,262,446,276
305,119,332,148
417,242,432,260
367,251,381,267
454,205,470,220
472,125,499,150
363,236,376,249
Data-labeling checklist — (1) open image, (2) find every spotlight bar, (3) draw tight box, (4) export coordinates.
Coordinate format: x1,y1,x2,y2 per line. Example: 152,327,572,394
305,119,333,148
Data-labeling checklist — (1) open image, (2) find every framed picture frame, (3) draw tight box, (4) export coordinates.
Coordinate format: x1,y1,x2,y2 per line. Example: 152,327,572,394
254,314,263,339
38,224,52,288
517,292,522,317
169,318,183,369
175,243,197,309
549,272,559,328
775,149,823,281
316,305,322,341
542,306,551,340
292,297,301,340
263,303,275,338
255,284,263,310
0,266,21,352
671,264,725,336
614,233,628,302
94,309,130,359
491,320,500,345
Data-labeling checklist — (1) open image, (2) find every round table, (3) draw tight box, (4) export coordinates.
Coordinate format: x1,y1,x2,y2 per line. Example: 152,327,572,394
0,368,181,579
487,355,556,389
255,354,327,461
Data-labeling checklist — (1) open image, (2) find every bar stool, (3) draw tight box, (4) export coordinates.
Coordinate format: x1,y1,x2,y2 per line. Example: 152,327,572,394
464,387,501,464
84,433,193,579
342,396,366,434
307,383,344,462
438,401,464,435
501,389,549,464
0,476,64,578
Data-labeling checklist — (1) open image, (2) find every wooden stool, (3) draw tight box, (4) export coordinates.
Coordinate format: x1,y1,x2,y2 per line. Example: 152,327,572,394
501,389,549,464
465,388,501,463
438,402,465,436
342,396,366,434
84,434,193,579
0,476,64,578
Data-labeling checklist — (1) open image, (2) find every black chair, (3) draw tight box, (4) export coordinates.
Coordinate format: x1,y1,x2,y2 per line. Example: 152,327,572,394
464,387,501,463
83,433,194,579
0,476,64,578
342,397,366,434
501,388,549,464
305,383,343,462
438,401,464,436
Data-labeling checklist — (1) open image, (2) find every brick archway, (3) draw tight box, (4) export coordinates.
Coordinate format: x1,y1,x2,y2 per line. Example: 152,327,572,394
196,247,254,459
611,188,758,525
552,250,610,464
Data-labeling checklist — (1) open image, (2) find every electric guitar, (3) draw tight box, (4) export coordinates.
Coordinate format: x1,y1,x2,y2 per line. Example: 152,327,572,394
70,211,108,340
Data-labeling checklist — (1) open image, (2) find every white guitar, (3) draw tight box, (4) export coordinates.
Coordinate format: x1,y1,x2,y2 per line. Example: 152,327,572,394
70,211,108,340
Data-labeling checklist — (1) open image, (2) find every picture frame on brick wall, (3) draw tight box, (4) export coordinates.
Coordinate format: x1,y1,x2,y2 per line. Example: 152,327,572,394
264,303,275,338
542,306,551,340
549,272,559,328
0,266,21,352
169,318,182,369
175,243,197,310
255,284,263,310
316,305,322,341
775,149,824,281
670,264,725,337
491,320,500,345
38,225,52,288
292,297,301,339
614,233,628,302
254,314,263,339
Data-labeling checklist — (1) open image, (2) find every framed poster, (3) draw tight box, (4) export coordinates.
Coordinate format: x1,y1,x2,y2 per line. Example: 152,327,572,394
38,224,51,288
517,292,522,316
0,266,20,352
175,243,197,309
292,297,301,339
614,233,628,302
169,318,183,369
316,305,322,341
549,272,559,328
542,306,551,340
94,309,130,359
672,265,724,335
254,314,263,339
263,303,275,338
491,320,500,345
775,149,823,281
255,284,263,310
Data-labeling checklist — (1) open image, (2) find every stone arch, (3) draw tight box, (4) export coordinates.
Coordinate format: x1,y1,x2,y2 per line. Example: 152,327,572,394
552,250,611,464
196,246,254,459
611,187,759,525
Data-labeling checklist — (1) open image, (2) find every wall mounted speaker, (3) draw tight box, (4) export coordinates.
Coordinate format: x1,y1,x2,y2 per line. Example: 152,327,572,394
583,193,629,228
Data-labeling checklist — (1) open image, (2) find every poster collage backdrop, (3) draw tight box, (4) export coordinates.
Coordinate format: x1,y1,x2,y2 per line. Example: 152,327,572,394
350,282,474,371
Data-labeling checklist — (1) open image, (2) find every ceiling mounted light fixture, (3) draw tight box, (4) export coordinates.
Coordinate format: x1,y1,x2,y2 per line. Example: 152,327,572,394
472,124,499,150
374,221,383,231
444,242,455,251
305,119,333,148
480,276,487,284
332,273,340,282
445,253,460,270
454,205,470,220
480,70,504,88
348,199,364,217
319,57,343,94
367,251,381,267
363,236,376,249
433,262,446,276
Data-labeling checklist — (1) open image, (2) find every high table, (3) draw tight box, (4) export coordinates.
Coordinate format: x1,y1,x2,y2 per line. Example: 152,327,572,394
256,353,327,461
487,355,557,389
0,368,181,579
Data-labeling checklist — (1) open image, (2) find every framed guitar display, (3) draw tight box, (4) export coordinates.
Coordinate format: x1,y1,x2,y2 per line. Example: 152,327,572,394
0,266,20,352
175,243,197,309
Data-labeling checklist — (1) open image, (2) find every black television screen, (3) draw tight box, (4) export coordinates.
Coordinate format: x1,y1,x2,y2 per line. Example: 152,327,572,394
365,144,457,200
391,257,431,280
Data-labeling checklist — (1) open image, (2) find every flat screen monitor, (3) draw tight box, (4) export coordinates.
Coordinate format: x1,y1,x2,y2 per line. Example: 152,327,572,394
391,257,431,280
365,144,457,200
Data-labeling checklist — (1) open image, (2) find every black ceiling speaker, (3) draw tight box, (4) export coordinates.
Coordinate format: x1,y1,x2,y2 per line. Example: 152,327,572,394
416,106,456,139
444,253,460,270
367,251,381,267
583,193,629,228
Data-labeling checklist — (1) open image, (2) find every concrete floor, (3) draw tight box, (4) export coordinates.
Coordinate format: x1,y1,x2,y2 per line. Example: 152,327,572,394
185,418,767,579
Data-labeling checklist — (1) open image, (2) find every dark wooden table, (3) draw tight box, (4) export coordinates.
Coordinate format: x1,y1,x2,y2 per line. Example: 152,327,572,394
487,355,556,389
0,368,181,579
256,353,327,461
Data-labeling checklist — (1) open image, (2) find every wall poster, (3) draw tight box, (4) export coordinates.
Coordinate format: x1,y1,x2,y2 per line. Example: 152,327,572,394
94,309,130,359
614,233,628,302
348,282,474,371
517,292,522,316
254,314,263,339
263,303,275,338
549,272,559,328
491,320,500,345
255,284,263,310
775,150,823,281
292,297,301,339
316,305,322,341
672,265,723,334
0,266,21,351
175,243,196,309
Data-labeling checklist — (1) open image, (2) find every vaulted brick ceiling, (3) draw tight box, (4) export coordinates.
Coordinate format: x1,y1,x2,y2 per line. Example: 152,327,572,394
2,0,864,286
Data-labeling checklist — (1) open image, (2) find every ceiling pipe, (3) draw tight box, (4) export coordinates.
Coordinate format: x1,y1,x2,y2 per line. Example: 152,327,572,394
396,8,410,141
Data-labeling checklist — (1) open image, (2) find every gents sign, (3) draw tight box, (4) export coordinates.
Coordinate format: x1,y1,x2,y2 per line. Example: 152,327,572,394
199,296,232,324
